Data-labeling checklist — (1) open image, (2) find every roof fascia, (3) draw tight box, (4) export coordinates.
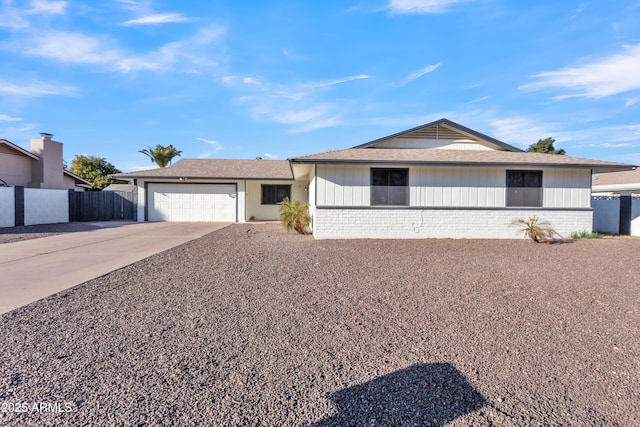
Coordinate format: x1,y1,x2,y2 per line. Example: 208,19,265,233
289,158,633,171
110,175,295,181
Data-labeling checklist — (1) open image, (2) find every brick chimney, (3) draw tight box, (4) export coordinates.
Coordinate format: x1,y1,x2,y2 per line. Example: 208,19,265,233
30,133,65,189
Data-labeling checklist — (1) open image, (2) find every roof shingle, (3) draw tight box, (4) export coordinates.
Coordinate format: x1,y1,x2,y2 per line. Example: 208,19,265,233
111,159,294,180
290,148,635,173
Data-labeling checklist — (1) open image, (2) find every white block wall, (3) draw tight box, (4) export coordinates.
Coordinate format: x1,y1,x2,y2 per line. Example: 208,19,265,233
632,196,640,237
24,188,69,226
0,187,14,228
312,208,592,239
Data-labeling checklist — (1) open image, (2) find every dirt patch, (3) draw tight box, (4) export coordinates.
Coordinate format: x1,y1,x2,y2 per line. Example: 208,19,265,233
1,223,638,425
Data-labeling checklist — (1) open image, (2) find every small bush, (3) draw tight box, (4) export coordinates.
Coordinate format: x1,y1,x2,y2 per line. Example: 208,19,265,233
512,216,560,243
279,197,311,235
570,230,602,239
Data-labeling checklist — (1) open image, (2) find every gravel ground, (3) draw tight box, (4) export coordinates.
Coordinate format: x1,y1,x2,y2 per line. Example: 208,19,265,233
0,223,104,244
0,223,638,426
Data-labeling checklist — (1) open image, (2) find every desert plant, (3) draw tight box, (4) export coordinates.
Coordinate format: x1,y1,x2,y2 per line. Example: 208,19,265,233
512,216,560,243
570,230,603,239
279,197,311,234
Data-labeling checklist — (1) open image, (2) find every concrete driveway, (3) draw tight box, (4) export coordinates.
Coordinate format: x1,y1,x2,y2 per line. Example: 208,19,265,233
0,221,230,314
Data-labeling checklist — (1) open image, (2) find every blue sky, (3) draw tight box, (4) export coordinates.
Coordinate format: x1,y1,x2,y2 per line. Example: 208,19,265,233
1,0,639,171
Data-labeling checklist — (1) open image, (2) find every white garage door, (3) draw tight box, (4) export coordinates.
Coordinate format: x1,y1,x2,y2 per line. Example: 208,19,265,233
148,183,237,222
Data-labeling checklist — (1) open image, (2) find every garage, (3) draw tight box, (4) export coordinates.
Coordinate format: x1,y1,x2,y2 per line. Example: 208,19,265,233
147,183,237,222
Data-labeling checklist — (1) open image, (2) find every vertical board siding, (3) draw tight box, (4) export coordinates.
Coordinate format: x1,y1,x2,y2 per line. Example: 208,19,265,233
376,138,495,150
317,165,591,209
543,168,591,208
317,164,369,206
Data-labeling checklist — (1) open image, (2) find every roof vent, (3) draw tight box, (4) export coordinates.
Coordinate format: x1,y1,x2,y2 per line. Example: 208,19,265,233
256,156,262,160
40,132,54,139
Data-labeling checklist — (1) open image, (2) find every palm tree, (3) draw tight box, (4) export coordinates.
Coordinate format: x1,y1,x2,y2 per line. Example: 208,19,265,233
139,144,183,168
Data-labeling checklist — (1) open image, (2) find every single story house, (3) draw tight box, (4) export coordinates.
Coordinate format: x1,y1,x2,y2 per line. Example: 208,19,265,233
592,168,640,195
112,119,635,239
0,133,91,191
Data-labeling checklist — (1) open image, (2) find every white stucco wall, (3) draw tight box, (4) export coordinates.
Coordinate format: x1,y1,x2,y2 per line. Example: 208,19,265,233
316,165,592,209
0,187,15,228
245,180,307,221
24,188,69,225
312,208,592,239
0,153,32,187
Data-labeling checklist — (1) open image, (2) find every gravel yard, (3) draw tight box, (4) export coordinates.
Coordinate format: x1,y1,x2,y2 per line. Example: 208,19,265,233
1,223,639,426
0,222,104,244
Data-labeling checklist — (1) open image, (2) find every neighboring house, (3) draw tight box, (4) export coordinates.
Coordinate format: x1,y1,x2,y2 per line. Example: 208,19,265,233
0,133,91,191
113,119,635,239
592,168,640,195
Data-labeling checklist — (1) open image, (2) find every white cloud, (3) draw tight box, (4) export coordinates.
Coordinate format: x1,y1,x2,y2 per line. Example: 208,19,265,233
520,44,640,99
263,153,278,159
624,98,639,108
467,95,489,104
402,63,441,84
0,79,77,97
27,0,66,15
301,74,370,89
228,74,369,132
488,117,560,148
19,31,122,65
196,137,222,157
589,142,635,148
389,0,473,14
0,114,22,121
123,13,191,25
6,25,225,74
196,137,219,145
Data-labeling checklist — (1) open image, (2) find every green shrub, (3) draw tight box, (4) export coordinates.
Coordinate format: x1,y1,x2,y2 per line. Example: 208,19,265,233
279,197,311,235
570,230,602,239
512,216,560,243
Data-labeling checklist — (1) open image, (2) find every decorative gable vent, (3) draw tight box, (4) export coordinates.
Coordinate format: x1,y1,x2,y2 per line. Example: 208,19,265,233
402,124,474,141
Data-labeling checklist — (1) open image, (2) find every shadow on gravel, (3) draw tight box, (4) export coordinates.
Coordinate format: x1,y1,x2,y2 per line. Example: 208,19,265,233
313,363,485,427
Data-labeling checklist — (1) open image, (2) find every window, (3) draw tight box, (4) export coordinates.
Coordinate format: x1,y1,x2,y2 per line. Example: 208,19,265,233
371,168,409,206
261,184,291,205
506,170,542,207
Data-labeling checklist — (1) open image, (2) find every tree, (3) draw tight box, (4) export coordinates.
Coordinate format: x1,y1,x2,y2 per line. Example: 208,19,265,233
139,144,182,168
526,137,566,155
70,155,122,190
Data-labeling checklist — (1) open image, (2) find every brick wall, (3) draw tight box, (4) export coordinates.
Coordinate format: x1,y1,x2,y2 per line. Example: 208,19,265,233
312,208,592,239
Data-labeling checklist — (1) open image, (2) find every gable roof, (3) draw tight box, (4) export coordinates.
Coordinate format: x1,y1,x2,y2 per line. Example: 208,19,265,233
111,159,294,180
63,170,92,187
0,139,40,160
592,168,640,187
290,148,634,173
354,118,523,152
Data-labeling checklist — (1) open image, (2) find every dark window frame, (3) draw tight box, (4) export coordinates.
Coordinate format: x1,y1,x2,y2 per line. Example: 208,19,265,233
506,170,543,207
261,184,291,205
370,168,409,206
